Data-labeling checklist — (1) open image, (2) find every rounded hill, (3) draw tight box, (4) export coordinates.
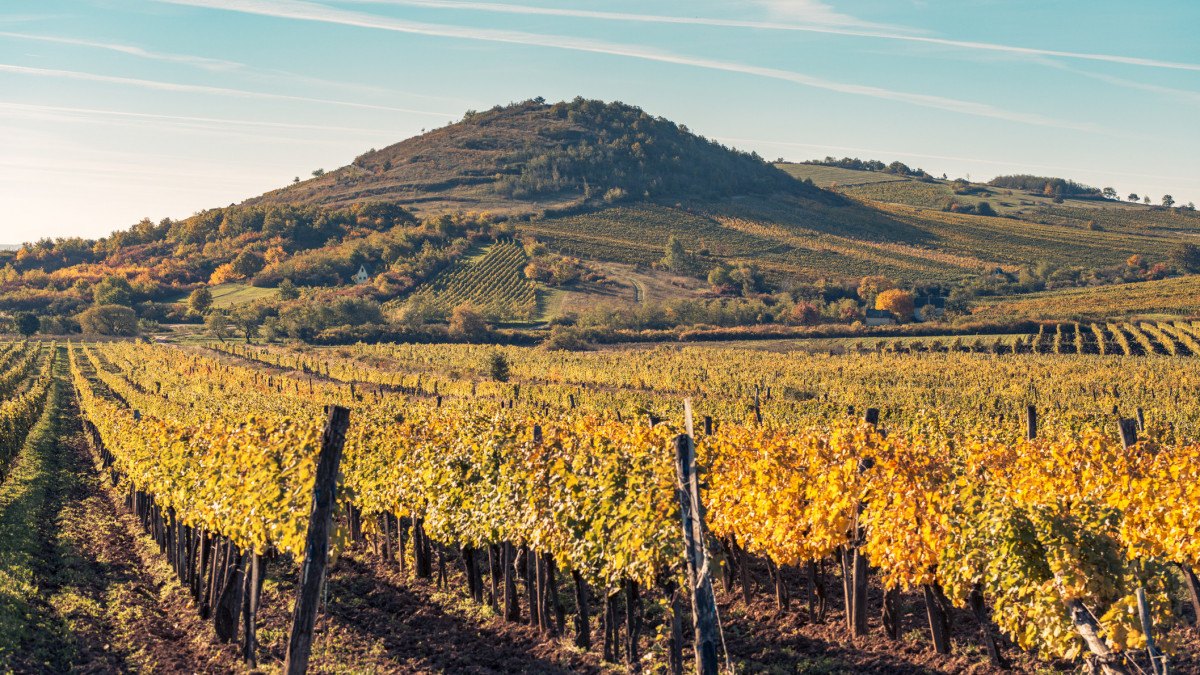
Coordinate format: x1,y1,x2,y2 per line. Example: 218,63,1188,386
246,97,818,215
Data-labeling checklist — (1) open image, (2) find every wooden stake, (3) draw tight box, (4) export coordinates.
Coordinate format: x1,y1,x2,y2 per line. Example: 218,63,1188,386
1137,587,1167,675
969,585,1008,669
923,584,951,654
572,569,591,650
673,431,720,675
1118,418,1139,450
284,404,351,675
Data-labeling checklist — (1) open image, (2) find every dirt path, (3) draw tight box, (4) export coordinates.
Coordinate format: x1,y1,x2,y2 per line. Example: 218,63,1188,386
1,350,230,673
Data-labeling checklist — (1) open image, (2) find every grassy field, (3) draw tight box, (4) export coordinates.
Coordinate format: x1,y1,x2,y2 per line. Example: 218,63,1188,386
773,163,912,187
969,276,1200,320
165,283,277,308
838,180,957,209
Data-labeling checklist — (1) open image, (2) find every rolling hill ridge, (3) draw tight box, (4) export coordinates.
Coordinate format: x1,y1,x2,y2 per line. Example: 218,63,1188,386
247,97,825,216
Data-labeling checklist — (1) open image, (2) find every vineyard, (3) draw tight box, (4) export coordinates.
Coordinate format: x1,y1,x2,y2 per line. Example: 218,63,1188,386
837,180,956,209
774,164,914,187
407,240,540,320
1040,206,1200,235
526,193,1184,285
971,276,1200,320
3,336,1189,674
826,321,1200,357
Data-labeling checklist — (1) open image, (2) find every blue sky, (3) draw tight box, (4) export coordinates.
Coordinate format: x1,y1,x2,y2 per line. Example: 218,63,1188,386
2,0,1198,242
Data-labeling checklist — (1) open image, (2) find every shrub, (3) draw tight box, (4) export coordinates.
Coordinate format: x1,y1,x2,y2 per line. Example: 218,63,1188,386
79,304,137,336
486,351,511,381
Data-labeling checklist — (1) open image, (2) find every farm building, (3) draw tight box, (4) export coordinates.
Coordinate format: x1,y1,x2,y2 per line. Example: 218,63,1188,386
865,308,894,326
353,264,371,285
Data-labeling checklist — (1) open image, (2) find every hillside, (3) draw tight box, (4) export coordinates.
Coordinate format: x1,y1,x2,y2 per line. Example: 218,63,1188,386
247,98,818,216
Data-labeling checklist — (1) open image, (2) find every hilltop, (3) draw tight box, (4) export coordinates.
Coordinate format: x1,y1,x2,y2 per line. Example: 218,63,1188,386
247,97,821,216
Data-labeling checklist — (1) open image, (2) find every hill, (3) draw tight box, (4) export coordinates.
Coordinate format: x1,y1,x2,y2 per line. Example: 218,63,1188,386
247,97,818,216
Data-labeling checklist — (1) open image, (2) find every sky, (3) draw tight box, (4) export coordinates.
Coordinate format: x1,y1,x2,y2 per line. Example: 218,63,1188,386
2,0,1198,243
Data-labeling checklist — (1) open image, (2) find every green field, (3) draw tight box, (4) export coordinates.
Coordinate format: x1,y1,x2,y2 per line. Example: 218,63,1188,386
839,180,957,209
774,163,913,187
165,283,277,308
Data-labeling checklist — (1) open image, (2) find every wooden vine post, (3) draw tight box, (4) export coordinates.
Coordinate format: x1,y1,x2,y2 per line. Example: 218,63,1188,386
284,405,351,675
674,399,720,675
852,408,877,637
1118,418,1139,450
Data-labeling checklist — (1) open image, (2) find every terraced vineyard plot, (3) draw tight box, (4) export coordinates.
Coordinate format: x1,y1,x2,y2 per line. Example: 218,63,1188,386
1009,320,1200,356
773,163,913,187
1042,205,1200,233
411,240,539,320
970,275,1200,320
838,180,956,208
530,202,987,281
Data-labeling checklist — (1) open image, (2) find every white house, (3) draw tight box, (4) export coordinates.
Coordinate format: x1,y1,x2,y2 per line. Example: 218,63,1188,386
354,264,370,285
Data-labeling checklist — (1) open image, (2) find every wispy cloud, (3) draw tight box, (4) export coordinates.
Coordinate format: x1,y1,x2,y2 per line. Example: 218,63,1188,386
348,0,919,33
751,0,902,30
0,31,243,70
0,63,454,116
1046,63,1200,107
345,0,1200,72
0,14,70,24
148,0,1095,131
0,101,403,134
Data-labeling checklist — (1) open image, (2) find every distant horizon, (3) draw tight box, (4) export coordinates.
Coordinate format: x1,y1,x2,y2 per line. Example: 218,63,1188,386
0,136,1186,247
4,0,1198,241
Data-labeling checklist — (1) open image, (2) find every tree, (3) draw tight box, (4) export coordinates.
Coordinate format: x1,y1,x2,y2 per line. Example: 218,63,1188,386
231,304,265,343
1169,242,1200,273
231,250,265,278
975,201,996,216
661,236,687,272
277,279,300,301
78,305,137,336
14,312,39,336
788,301,820,326
189,286,213,314
486,351,511,382
732,263,765,295
707,265,733,289
93,274,133,306
393,297,433,328
206,312,229,342
1128,193,1139,202
312,168,325,177
1126,254,1146,269
1162,194,1175,208
1102,187,1117,200
449,303,486,338
1143,195,1151,205
857,276,894,302
875,289,915,322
